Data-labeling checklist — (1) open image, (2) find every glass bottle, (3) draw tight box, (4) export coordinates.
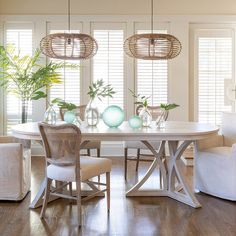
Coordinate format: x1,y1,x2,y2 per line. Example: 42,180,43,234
44,105,57,125
139,106,152,127
85,98,100,126
156,109,168,128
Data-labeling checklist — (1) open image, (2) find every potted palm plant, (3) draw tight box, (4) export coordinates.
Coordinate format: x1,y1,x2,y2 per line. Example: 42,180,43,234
0,46,67,123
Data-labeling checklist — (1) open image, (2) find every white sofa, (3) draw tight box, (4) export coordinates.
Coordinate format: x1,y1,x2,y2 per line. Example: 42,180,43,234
0,136,31,200
194,112,236,200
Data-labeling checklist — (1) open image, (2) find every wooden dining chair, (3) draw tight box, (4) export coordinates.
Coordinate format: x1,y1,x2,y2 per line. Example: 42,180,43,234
39,123,111,226
60,105,101,157
124,105,168,180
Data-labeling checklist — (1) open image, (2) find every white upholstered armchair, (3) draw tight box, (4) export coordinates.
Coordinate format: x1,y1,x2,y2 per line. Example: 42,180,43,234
194,112,236,200
0,136,31,200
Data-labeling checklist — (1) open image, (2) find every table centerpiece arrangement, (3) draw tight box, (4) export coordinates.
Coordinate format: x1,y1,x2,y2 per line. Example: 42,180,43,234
86,79,115,126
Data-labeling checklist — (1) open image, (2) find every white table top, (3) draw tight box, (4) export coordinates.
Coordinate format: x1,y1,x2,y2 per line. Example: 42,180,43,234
12,121,219,142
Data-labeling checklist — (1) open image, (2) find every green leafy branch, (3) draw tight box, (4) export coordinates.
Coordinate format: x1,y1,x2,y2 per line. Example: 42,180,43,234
129,89,150,108
51,98,77,111
0,45,78,102
160,103,179,110
87,79,115,101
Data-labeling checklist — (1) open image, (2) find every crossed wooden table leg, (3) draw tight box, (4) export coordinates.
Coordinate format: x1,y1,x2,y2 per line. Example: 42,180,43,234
126,140,201,208
30,139,200,209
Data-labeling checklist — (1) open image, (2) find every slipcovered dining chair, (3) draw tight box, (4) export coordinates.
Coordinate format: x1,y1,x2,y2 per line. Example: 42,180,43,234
194,112,236,200
39,123,111,226
124,105,168,180
0,136,31,200
60,105,101,157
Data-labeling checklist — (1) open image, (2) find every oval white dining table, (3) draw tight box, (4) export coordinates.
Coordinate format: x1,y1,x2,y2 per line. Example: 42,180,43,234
12,121,218,209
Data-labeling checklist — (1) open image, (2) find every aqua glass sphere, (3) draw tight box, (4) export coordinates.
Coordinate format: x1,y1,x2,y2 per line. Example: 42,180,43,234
128,115,143,129
102,105,125,128
64,111,76,123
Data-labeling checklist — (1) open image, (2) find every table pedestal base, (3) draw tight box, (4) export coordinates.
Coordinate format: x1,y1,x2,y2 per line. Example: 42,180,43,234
126,140,201,208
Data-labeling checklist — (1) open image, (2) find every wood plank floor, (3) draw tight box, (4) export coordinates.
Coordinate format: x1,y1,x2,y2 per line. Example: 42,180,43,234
0,156,236,236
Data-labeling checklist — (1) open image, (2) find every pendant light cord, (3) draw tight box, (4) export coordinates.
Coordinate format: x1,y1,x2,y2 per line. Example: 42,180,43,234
68,0,71,32
151,0,153,34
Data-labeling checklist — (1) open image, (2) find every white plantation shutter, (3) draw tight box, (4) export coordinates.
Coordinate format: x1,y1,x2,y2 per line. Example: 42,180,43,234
48,26,81,105
93,29,124,111
196,30,233,124
136,30,168,105
4,24,33,134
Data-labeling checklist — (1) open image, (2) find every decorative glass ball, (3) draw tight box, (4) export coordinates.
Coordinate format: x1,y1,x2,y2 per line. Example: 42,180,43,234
64,111,76,124
128,115,143,129
102,105,125,128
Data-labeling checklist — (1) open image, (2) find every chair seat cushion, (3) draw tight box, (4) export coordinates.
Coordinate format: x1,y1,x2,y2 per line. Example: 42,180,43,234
124,141,161,150
47,156,112,182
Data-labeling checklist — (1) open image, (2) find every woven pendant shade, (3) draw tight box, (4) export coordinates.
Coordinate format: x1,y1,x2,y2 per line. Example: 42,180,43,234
40,33,98,60
124,33,181,60
40,0,98,60
123,0,181,60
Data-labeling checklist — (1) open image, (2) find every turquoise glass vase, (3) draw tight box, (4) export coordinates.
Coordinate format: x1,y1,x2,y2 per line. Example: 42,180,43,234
102,105,125,128
64,111,76,123
128,115,142,129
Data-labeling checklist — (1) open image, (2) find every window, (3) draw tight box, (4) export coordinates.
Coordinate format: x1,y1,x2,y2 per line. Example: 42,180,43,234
196,29,233,124
48,23,81,105
4,24,33,134
136,30,168,106
93,27,124,111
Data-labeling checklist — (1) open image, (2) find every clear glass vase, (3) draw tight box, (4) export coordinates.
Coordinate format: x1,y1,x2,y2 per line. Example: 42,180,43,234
85,98,100,126
21,99,29,123
44,105,57,125
139,106,152,127
156,109,168,128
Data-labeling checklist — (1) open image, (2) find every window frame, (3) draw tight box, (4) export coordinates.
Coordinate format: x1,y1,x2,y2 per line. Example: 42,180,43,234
3,22,34,134
134,22,170,107
46,21,83,106
91,22,127,114
191,24,236,124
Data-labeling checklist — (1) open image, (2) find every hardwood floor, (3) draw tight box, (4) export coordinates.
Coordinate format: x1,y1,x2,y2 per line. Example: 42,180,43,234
0,156,236,236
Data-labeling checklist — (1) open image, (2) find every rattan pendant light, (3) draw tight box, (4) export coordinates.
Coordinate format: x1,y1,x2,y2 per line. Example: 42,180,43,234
40,0,98,60
124,0,181,60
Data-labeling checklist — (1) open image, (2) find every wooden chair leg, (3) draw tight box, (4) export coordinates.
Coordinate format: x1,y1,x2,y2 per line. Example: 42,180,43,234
76,179,82,227
106,172,110,212
97,148,100,157
40,178,52,219
69,182,73,203
97,149,101,183
87,149,91,156
159,169,162,189
136,148,141,172
124,148,128,181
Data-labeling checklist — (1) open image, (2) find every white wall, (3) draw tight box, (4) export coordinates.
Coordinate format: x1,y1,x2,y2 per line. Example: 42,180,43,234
1,0,236,15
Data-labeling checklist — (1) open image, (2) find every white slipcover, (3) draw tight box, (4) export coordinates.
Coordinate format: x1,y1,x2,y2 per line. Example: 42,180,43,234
0,137,31,200
194,112,236,200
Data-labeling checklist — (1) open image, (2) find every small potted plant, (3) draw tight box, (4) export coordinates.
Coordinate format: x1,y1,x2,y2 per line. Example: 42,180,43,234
51,98,79,124
85,79,115,126
156,103,179,128
129,89,152,127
